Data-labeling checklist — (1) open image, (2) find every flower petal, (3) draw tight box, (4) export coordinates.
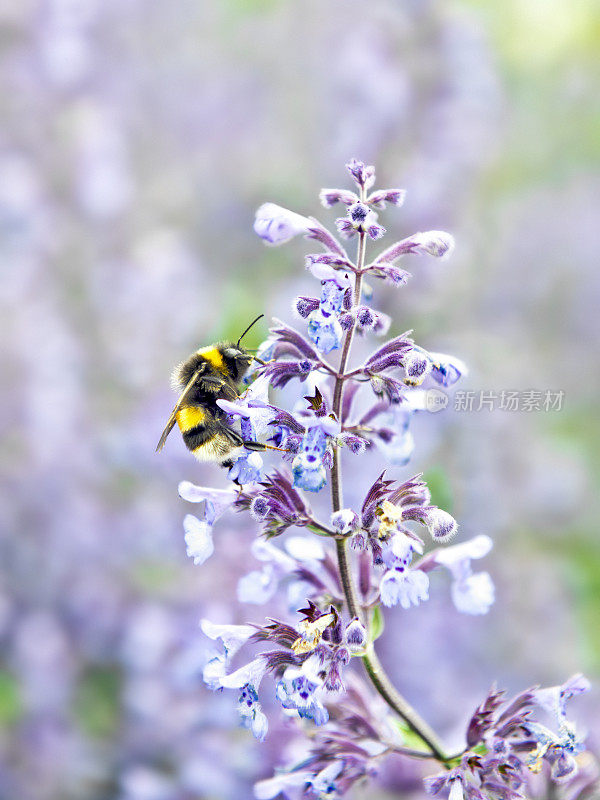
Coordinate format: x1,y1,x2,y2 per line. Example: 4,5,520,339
178,482,237,519
200,619,256,658
237,566,278,605
435,535,493,567
451,572,495,615
183,514,214,565
219,657,268,690
254,772,309,800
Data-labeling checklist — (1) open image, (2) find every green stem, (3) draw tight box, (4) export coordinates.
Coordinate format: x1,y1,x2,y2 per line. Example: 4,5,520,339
329,204,449,764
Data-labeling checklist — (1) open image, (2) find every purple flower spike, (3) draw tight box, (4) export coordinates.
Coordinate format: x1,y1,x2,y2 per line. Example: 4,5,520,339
269,318,319,359
254,203,311,245
344,619,367,652
305,219,349,258
275,657,329,725
260,359,316,389
172,161,590,799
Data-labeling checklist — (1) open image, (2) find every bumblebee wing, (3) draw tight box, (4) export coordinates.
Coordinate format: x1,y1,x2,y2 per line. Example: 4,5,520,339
156,366,204,453
156,414,178,453
199,374,238,398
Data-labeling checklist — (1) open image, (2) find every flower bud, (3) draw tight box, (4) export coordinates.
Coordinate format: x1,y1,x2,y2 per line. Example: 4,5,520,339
348,201,369,224
367,223,386,240
425,508,458,542
338,311,354,331
345,158,375,190
254,203,311,245
411,230,455,259
367,188,406,208
250,495,271,521
403,348,431,386
344,619,367,652
356,306,375,328
319,188,358,208
331,508,359,535
293,296,320,318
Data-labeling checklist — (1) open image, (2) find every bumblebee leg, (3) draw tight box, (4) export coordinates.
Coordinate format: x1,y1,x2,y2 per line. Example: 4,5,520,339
242,440,290,453
222,428,244,446
241,440,267,452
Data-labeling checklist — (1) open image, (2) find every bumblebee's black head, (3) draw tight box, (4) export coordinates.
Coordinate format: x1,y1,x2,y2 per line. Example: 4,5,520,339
220,343,253,382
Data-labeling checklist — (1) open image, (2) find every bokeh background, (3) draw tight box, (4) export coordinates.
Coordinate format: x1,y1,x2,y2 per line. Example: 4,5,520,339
1,0,599,798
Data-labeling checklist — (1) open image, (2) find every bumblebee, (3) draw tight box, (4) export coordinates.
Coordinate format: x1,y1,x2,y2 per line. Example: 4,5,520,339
156,315,270,467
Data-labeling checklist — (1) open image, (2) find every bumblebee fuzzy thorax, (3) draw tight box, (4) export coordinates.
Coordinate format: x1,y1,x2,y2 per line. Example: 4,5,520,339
171,342,252,392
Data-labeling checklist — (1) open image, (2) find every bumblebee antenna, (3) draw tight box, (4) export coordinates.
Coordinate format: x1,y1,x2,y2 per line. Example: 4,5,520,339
237,314,264,349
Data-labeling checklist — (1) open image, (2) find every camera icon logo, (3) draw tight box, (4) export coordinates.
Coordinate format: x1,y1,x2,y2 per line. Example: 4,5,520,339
425,388,449,412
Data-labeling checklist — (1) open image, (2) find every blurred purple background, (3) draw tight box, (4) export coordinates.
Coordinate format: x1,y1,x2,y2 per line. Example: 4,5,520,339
1,1,599,797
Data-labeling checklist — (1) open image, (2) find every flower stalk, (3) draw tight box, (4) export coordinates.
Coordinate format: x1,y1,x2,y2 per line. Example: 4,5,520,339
329,205,448,762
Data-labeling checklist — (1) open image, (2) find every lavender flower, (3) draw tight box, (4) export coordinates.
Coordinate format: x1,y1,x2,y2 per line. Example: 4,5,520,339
183,513,214,565
307,309,343,354
433,535,495,615
200,620,255,659
217,656,269,691
429,351,468,387
238,684,269,742
292,420,336,492
227,450,263,485
276,657,329,726
254,203,312,245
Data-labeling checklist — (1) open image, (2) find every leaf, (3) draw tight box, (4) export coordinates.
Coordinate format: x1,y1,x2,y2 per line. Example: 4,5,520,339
370,606,385,642
73,666,122,739
0,670,22,728
389,718,433,753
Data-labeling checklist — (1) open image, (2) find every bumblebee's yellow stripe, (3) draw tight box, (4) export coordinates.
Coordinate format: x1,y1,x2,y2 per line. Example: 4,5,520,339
196,346,227,375
176,405,206,433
